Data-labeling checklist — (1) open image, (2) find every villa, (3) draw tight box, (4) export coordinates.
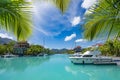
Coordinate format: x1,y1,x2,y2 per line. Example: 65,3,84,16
13,41,29,56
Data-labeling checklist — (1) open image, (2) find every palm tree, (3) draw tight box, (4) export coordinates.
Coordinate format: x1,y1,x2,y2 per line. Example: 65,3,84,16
51,0,70,13
51,0,120,41
0,0,32,41
84,0,120,40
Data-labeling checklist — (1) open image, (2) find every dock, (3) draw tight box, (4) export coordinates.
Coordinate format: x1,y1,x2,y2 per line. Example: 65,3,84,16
93,61,117,65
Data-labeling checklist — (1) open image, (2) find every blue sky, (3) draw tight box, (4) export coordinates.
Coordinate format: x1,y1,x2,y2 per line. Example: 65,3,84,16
0,0,105,49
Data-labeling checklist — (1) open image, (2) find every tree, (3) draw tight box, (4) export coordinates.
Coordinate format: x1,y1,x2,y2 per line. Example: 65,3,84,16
26,45,44,55
99,39,120,56
6,41,16,53
113,39,120,56
51,0,120,41
84,0,120,40
52,0,70,13
0,45,7,55
0,0,32,41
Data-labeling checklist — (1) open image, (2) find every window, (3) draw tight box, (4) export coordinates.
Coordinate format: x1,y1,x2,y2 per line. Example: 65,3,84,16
83,55,93,57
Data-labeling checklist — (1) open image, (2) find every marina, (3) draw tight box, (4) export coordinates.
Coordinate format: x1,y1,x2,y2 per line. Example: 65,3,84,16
0,54,120,80
0,0,120,80
69,50,120,65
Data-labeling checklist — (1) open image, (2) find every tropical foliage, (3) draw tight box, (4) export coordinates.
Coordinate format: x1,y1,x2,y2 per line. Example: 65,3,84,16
51,0,120,56
81,39,120,56
52,0,120,41
99,39,120,56
0,41,15,54
26,45,53,55
52,0,70,13
0,42,53,55
84,0,120,40
67,49,74,54
0,0,32,41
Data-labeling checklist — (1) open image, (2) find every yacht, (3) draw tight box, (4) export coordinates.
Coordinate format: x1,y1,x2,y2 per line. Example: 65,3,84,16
69,50,118,65
69,52,82,57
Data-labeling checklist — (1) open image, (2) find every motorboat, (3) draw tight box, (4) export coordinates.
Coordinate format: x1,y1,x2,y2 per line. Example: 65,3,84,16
69,52,82,57
37,53,44,56
69,50,119,65
37,53,48,57
1,53,17,58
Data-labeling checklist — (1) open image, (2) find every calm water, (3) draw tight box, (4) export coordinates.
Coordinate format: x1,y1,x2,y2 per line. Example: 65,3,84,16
0,54,120,80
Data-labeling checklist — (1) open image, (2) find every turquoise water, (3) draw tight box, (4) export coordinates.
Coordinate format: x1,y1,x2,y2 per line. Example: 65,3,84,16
0,54,120,80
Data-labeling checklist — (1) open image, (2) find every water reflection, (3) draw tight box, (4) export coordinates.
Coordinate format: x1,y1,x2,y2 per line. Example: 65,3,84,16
0,54,120,80
0,56,50,72
65,64,119,80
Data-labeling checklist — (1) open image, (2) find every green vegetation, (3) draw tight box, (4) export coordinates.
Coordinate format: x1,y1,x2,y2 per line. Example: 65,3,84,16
52,0,120,56
83,0,120,56
0,0,120,56
84,0,120,40
0,0,32,41
99,39,120,56
51,48,77,54
26,45,53,55
67,49,74,54
0,41,53,55
52,0,70,13
0,41,15,55
81,47,91,53
82,39,120,56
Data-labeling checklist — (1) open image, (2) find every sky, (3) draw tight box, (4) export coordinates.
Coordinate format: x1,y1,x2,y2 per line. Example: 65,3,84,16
0,0,105,49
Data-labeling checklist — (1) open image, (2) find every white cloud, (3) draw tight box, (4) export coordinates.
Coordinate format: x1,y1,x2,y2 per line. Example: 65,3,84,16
0,33,13,40
64,33,76,41
81,0,97,9
71,16,81,26
75,38,87,43
32,1,70,36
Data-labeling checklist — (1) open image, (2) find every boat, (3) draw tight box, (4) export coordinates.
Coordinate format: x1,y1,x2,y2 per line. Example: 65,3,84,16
37,38,48,57
69,52,82,57
69,49,119,65
1,53,17,58
37,53,48,57
37,53,44,56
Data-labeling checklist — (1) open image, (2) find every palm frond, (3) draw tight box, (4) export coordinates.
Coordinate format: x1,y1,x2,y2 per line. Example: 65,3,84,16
0,0,32,41
52,0,70,13
84,0,120,40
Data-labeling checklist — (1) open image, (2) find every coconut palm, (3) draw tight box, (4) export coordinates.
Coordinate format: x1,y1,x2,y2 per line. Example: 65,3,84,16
51,0,70,13
0,0,32,41
51,0,120,41
84,0,120,40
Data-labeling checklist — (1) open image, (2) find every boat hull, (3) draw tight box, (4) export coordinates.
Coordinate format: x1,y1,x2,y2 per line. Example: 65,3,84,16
70,57,95,64
69,57,114,65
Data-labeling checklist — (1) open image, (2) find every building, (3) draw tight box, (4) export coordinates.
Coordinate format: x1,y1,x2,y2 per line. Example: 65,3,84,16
13,41,29,56
74,46,82,52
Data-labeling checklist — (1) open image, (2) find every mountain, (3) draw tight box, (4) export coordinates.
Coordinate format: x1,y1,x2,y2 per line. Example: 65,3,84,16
51,48,68,53
0,37,14,44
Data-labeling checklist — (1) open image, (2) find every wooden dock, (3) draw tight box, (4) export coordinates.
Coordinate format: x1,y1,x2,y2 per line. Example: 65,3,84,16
93,61,117,65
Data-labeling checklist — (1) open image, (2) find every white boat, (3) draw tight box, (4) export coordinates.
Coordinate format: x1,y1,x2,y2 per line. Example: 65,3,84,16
1,53,17,58
37,53,48,57
69,52,82,57
69,50,118,65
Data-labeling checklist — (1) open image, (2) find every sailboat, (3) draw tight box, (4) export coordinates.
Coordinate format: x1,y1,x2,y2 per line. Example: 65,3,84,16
37,38,48,56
